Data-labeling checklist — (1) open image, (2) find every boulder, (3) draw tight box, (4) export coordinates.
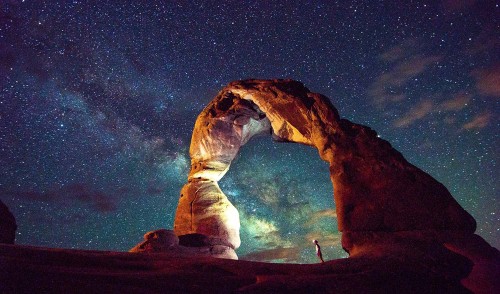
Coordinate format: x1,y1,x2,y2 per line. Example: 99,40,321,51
129,229,178,253
129,229,237,259
0,200,16,244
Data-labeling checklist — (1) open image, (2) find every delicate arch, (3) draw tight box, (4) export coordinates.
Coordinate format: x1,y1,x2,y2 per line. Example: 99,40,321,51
174,79,475,259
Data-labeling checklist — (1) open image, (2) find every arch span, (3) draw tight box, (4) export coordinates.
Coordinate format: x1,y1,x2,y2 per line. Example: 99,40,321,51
173,79,475,259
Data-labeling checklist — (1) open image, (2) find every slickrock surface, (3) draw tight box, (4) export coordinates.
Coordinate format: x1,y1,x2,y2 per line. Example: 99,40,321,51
1,241,498,293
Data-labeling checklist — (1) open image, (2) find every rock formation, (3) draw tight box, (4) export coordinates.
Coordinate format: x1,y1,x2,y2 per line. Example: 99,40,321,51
129,229,179,253
0,200,16,244
129,229,238,259
174,79,475,249
0,79,497,293
172,79,498,292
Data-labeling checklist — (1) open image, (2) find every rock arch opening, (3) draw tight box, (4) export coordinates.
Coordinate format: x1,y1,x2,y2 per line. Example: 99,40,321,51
219,136,340,263
173,79,476,260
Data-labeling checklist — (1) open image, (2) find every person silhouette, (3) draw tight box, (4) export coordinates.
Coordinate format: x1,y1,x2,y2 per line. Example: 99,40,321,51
313,239,324,263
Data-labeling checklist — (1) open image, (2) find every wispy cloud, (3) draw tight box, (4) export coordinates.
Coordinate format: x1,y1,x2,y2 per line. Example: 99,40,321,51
305,209,337,227
439,92,472,111
462,112,492,130
393,92,473,128
472,64,500,98
305,231,341,247
1,184,117,213
466,24,499,56
441,0,478,13
441,0,477,13
373,39,494,130
380,39,419,62
393,100,435,127
369,41,442,107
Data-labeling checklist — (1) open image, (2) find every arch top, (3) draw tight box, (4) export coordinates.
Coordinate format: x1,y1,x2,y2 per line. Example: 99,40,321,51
188,79,342,178
174,79,476,259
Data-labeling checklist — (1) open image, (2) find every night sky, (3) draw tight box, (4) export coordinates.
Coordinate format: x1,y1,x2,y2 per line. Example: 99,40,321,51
1,0,498,263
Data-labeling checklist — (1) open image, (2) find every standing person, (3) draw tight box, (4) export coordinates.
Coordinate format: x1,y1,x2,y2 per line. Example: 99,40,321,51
313,239,324,263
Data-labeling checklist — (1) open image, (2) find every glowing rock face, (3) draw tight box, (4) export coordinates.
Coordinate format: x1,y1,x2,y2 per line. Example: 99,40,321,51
174,79,476,257
174,91,271,252
175,180,240,249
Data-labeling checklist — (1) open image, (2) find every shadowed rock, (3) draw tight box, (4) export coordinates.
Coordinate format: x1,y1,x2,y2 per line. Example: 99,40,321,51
0,200,16,244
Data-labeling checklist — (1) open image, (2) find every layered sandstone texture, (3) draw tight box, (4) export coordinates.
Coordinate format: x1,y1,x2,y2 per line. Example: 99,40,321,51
0,200,16,244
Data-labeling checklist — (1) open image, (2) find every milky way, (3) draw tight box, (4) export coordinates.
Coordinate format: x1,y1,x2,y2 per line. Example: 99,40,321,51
0,1,498,263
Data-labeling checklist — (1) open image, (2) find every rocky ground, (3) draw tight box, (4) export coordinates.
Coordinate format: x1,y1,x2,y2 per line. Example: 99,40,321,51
1,238,498,293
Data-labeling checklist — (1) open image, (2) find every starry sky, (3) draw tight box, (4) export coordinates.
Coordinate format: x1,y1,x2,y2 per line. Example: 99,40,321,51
0,0,498,263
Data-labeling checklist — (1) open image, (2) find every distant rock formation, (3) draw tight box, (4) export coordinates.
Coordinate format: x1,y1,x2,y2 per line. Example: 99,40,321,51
0,200,16,244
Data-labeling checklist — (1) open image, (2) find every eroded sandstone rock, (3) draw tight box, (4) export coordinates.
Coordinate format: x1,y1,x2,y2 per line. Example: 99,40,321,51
129,229,237,259
175,180,240,249
129,229,178,253
0,200,16,244
173,79,477,258
229,80,475,233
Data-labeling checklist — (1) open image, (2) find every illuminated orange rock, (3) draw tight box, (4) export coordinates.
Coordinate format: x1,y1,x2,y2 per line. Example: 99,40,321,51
174,79,476,258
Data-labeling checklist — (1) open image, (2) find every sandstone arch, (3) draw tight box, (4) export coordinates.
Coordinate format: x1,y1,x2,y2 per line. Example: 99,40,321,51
173,79,476,259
